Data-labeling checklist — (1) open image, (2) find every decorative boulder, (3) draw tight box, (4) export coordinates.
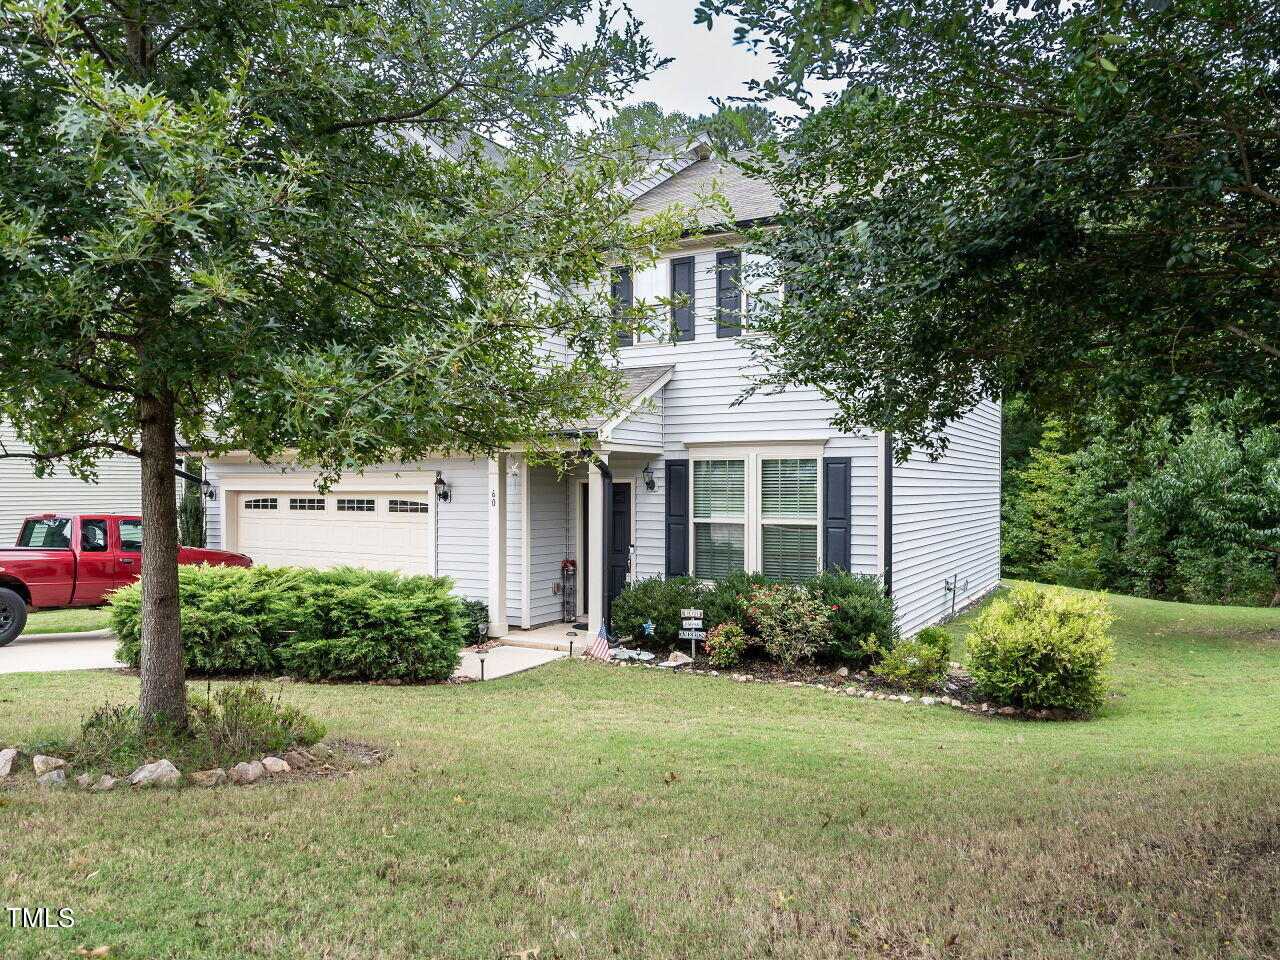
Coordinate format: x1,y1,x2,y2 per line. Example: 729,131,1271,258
32,755,67,778
90,775,122,792
228,761,265,785
308,743,333,761
36,769,67,789
261,756,291,775
281,751,311,769
188,769,227,788
128,759,181,788
0,747,27,777
74,773,96,790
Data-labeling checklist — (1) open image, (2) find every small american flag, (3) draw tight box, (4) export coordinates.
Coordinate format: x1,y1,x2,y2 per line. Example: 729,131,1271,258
587,622,612,661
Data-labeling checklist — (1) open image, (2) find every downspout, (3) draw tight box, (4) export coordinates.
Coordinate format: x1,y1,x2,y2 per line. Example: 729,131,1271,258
583,447,614,633
883,431,894,597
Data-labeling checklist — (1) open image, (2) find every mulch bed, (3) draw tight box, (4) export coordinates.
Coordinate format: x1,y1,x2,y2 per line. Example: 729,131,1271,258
599,641,1081,721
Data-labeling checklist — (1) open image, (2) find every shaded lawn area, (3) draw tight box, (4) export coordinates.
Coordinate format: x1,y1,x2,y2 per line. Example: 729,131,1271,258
22,606,110,635
1,586,1278,959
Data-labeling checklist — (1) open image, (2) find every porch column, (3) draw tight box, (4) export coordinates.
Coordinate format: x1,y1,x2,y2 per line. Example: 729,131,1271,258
587,452,608,637
487,454,509,638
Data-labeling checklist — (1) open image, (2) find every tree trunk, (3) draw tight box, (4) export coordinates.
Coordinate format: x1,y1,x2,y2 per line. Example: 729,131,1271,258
137,390,187,727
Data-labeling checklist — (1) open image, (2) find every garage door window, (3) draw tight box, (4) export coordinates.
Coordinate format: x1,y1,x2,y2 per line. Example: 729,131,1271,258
244,498,277,510
289,498,326,511
389,499,430,514
336,498,375,512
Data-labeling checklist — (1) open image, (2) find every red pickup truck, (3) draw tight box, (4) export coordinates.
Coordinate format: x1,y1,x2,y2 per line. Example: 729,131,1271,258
0,514,251,646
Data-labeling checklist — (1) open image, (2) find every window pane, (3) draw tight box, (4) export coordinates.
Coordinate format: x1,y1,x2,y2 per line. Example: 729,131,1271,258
762,525,818,580
693,460,744,518
761,458,818,518
388,499,430,514
18,517,71,548
337,498,375,512
694,522,745,579
244,498,277,510
289,497,326,511
81,519,108,552
119,520,142,552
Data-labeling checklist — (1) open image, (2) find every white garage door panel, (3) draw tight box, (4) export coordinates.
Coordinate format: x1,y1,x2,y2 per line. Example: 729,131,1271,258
236,494,434,575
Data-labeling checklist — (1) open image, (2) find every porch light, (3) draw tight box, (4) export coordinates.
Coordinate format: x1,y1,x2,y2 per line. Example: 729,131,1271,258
642,463,656,491
434,475,450,502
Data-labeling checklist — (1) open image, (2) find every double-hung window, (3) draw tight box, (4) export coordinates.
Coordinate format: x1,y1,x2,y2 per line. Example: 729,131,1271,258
689,450,820,579
759,458,819,578
692,459,745,579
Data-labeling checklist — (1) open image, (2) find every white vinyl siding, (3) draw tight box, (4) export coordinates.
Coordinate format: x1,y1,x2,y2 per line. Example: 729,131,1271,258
892,400,1002,636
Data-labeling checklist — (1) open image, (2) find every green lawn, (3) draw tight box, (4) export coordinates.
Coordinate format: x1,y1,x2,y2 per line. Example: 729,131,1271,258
21,606,111,635
1,586,1278,959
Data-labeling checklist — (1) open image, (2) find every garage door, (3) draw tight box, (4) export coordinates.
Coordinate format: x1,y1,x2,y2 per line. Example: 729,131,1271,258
235,492,435,575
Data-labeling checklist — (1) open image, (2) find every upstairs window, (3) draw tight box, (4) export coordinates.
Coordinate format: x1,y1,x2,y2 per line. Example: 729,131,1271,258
611,267,634,348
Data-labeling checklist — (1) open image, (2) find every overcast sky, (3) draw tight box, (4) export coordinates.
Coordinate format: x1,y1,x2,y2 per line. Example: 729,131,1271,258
619,0,771,117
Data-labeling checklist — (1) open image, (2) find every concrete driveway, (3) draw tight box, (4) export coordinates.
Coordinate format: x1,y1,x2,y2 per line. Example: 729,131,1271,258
0,629,120,674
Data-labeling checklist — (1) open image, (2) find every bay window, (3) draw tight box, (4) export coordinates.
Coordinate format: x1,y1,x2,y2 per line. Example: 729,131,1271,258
689,449,821,579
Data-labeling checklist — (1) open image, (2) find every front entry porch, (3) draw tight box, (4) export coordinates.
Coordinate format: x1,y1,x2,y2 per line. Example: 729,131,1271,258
485,449,662,641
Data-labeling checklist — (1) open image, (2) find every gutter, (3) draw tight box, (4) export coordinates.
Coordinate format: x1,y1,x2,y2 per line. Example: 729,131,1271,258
883,431,894,597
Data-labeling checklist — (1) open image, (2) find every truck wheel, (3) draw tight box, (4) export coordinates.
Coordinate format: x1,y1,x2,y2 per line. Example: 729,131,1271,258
0,588,27,647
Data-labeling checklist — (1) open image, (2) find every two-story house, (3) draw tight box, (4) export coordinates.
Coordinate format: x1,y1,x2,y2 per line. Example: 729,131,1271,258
201,137,1001,639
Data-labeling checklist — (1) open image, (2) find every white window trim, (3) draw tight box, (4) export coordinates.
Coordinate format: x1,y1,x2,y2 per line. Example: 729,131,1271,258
687,444,824,577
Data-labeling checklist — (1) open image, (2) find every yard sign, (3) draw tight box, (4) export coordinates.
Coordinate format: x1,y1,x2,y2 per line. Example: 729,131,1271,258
678,607,705,660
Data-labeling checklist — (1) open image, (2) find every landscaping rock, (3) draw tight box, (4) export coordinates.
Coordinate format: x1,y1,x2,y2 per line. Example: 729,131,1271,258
920,697,936,705
32,755,67,778
261,756,291,775
189,768,227,788
74,773,96,790
228,761,265,785
309,743,333,761
998,706,1018,716
91,775,122,792
128,759,181,788
36,769,66,789
0,747,27,777
282,751,311,769
836,666,849,677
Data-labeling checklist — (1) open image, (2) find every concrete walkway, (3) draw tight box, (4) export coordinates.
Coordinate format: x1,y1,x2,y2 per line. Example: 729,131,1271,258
0,631,566,682
454,645,566,680
0,629,120,674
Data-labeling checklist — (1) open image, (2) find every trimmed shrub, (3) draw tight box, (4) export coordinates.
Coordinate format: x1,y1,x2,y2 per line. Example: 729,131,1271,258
745,583,831,665
610,576,709,648
702,622,748,667
280,573,465,682
913,626,952,660
809,570,897,667
966,586,1115,712
872,636,949,691
110,565,467,682
112,565,307,674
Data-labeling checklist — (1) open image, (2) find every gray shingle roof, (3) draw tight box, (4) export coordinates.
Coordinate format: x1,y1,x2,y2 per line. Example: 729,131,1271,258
565,364,673,434
630,150,779,227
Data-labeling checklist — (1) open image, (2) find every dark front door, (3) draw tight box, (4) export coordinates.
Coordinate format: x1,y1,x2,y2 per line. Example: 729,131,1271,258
607,482,632,606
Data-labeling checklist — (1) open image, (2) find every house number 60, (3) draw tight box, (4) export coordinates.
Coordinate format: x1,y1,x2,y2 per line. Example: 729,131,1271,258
491,489,497,507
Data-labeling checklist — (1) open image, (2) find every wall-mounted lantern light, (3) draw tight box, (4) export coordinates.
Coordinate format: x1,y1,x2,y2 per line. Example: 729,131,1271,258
434,475,450,502
642,463,656,491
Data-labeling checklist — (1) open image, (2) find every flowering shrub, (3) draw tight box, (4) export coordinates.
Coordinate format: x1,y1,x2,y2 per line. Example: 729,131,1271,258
871,636,949,690
702,622,749,667
745,583,832,665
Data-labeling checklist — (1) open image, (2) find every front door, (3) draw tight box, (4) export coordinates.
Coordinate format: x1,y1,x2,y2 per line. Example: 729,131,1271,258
607,481,632,605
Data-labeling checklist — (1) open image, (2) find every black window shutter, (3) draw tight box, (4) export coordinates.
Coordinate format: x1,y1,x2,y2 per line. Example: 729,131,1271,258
822,457,852,572
670,256,695,342
716,251,742,338
665,459,690,576
612,267,633,348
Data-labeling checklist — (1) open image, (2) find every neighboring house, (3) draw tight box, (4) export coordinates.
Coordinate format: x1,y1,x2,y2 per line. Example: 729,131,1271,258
203,137,1000,638
0,421,146,545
